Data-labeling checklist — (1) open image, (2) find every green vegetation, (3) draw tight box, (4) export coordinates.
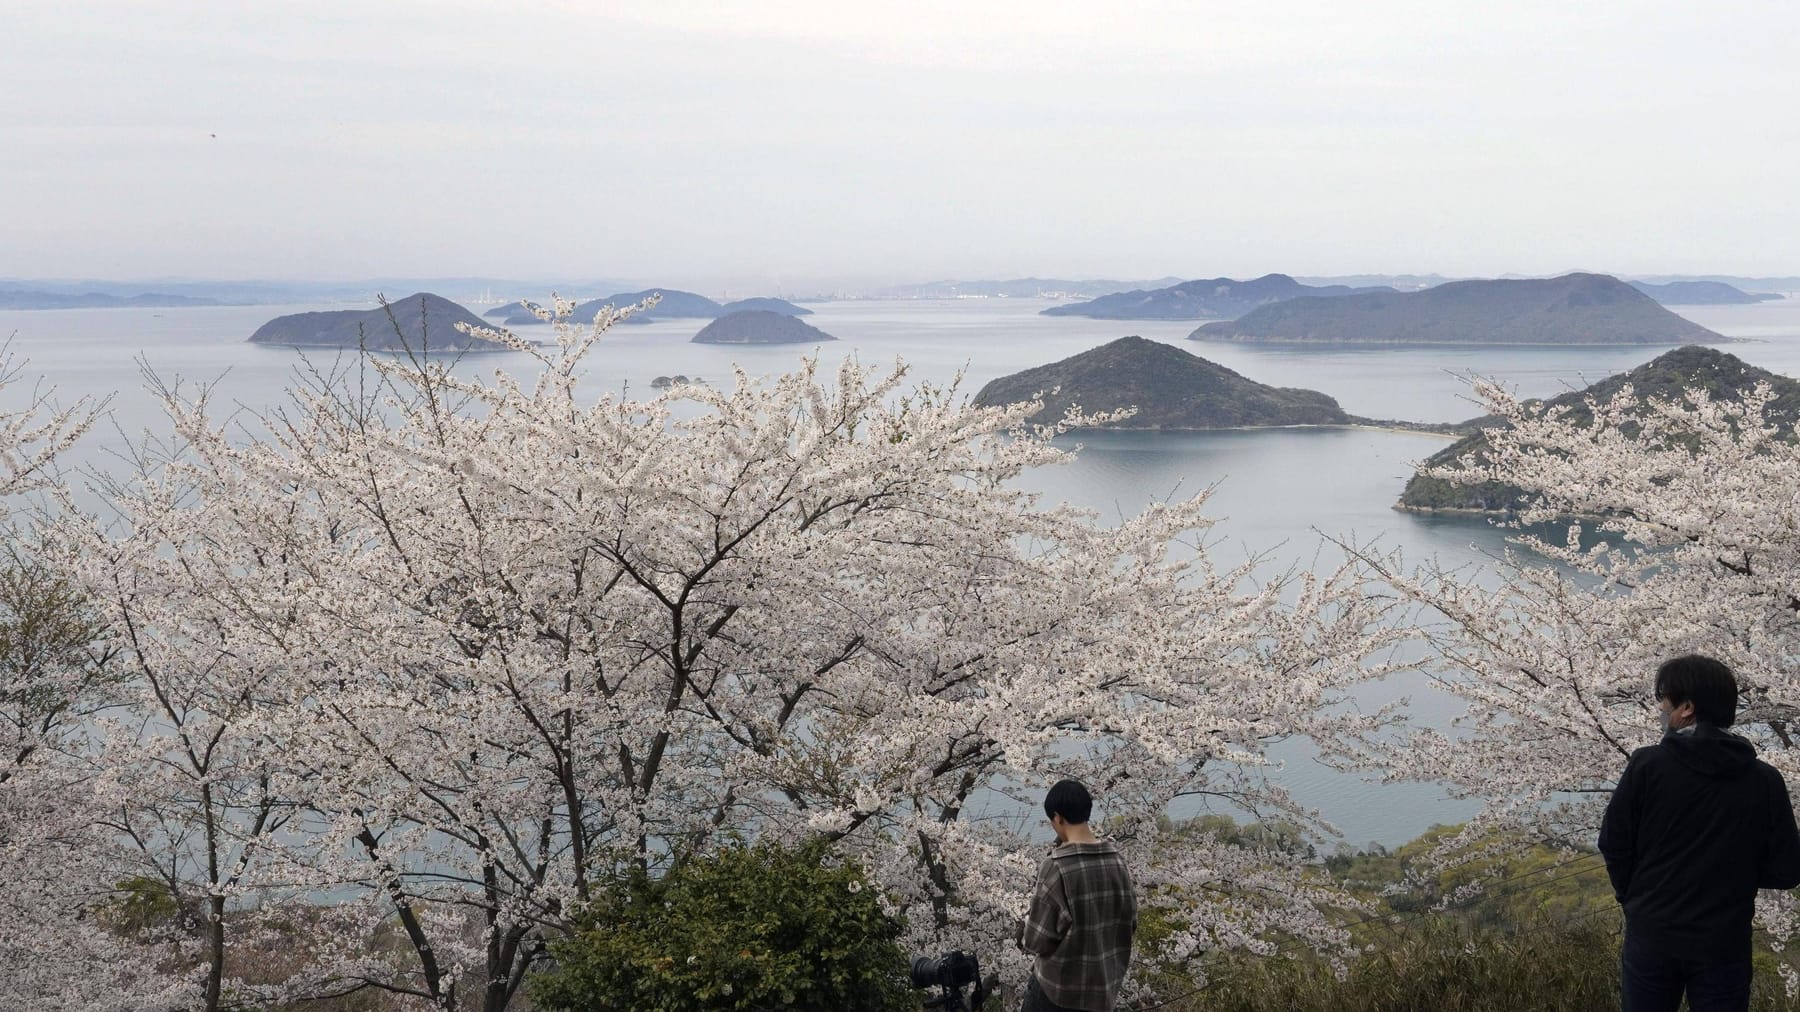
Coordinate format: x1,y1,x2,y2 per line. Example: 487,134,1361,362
529,839,914,1012
100,876,185,938
89,818,1800,1010
1157,823,1800,1011
1185,918,1623,1012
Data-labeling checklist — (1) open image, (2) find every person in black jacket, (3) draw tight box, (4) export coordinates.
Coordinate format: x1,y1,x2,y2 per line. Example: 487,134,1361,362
1598,654,1800,1012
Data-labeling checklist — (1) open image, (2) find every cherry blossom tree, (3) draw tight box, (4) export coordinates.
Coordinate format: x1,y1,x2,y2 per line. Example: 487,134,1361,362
0,347,206,1010
0,341,98,508
1351,377,1800,952
52,300,1401,1008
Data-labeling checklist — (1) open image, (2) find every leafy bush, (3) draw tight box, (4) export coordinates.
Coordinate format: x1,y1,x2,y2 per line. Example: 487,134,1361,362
530,839,914,1012
100,876,185,937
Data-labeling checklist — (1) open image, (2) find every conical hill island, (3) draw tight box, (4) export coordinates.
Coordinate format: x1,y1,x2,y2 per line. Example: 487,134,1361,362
691,310,837,345
972,335,1354,429
1398,346,1800,514
247,293,512,351
718,297,812,316
1193,273,1725,345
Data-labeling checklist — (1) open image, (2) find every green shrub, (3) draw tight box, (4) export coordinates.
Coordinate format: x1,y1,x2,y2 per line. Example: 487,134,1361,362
101,876,186,937
530,839,914,1012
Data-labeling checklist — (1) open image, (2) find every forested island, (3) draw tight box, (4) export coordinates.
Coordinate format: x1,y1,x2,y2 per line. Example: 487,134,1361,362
1193,273,1724,345
1041,273,1392,320
691,310,836,345
247,293,511,351
972,335,1351,428
1398,345,1800,513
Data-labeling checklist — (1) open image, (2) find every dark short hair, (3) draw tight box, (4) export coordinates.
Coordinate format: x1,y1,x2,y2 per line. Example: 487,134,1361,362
1044,779,1093,824
1655,654,1738,727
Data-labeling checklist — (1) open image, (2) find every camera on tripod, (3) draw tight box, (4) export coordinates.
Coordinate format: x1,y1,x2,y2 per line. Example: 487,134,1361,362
910,949,991,1011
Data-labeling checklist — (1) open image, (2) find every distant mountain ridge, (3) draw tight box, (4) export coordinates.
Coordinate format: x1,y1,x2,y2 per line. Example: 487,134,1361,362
484,292,810,327
1193,273,1724,345
0,290,224,310
1042,274,1395,321
1,277,631,305
972,335,1350,429
1397,346,1800,513
1631,275,1800,291
247,293,511,351
1627,280,1781,305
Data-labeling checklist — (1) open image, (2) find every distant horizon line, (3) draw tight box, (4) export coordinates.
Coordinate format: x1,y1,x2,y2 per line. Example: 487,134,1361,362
8,268,1800,286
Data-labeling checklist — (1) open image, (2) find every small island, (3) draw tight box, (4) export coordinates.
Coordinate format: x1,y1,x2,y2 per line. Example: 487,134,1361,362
1397,346,1800,513
718,297,812,316
1192,273,1725,345
691,310,837,345
492,289,725,326
972,335,1352,429
247,293,512,352
1041,274,1393,321
1627,280,1783,305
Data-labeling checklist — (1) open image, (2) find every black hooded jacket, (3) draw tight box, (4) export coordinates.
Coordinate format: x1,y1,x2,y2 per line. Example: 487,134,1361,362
1598,723,1800,963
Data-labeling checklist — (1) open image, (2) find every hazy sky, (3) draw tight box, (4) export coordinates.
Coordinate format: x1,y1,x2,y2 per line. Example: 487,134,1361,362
5,1,1796,286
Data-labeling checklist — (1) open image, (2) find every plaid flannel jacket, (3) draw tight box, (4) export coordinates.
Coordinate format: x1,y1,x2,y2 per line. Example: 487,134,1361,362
1017,839,1137,1011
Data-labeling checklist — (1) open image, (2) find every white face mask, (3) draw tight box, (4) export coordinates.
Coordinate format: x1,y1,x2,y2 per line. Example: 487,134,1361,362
1659,708,1674,734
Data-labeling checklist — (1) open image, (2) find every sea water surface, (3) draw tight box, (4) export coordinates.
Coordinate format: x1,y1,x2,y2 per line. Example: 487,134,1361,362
6,294,1800,847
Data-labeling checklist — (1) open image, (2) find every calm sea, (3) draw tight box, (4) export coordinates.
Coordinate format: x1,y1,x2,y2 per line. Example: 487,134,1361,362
7,295,1800,847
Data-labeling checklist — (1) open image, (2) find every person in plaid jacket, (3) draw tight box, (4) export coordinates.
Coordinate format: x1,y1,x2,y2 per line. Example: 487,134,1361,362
1016,779,1138,1012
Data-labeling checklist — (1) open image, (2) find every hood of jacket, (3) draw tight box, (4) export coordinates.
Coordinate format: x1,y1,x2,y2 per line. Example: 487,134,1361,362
1662,721,1757,777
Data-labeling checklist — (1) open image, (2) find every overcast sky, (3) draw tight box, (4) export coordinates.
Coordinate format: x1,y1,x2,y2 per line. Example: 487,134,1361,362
5,1,1796,287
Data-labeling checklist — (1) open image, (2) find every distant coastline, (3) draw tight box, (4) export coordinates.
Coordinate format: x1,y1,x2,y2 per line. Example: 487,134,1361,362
0,290,228,310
